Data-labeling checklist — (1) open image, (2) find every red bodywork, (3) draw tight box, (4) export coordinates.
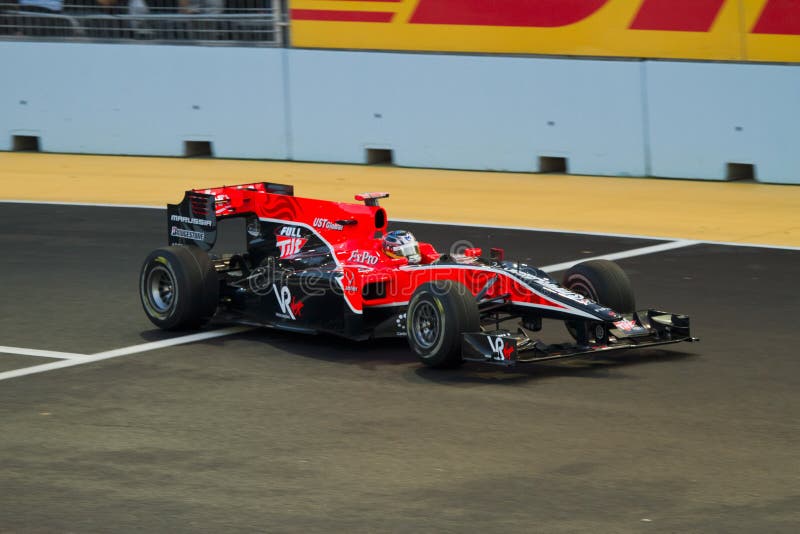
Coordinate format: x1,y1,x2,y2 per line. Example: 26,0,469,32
193,183,593,320
157,182,695,365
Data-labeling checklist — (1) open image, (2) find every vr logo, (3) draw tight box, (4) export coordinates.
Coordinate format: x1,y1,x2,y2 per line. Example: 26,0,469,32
487,336,514,361
273,284,295,320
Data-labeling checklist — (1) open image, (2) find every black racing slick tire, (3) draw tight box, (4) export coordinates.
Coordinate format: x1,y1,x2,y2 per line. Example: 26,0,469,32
562,260,635,342
562,259,636,314
139,245,219,330
407,280,480,369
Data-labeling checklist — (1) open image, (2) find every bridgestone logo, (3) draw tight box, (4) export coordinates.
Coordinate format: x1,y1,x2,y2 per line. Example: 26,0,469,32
170,214,213,227
171,226,205,241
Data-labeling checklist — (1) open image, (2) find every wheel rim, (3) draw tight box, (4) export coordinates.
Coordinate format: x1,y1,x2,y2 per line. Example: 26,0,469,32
146,265,176,314
568,280,598,303
412,301,440,350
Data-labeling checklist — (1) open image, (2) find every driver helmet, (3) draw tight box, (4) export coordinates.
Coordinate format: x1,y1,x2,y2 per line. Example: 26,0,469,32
383,230,421,264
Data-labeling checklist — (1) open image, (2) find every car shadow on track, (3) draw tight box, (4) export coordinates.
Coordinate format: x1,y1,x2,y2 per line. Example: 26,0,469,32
414,349,697,385
223,327,417,369
175,324,698,385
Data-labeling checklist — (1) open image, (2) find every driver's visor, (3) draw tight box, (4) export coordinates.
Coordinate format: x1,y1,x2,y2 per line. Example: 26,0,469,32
391,243,420,258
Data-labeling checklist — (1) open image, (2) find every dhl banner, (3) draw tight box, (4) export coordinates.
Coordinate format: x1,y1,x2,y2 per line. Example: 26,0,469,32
289,0,800,63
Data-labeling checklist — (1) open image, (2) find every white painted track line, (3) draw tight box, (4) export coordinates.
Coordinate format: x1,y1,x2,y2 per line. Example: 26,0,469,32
395,218,800,252
0,200,782,382
91,326,253,359
0,241,694,381
0,326,252,382
0,241,698,381
0,346,85,360
539,240,700,274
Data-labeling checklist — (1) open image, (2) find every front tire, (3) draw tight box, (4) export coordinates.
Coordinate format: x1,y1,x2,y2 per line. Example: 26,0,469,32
140,245,219,330
562,259,635,342
407,280,479,369
563,259,635,313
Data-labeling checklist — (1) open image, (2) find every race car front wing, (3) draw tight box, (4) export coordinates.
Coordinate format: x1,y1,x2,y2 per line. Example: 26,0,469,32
462,309,698,367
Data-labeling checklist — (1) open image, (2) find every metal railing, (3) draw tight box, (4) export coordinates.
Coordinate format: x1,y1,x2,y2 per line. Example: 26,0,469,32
0,0,284,45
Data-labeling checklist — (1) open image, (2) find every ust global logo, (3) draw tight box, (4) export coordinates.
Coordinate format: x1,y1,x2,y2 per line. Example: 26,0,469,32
276,226,308,259
313,217,344,231
292,0,800,36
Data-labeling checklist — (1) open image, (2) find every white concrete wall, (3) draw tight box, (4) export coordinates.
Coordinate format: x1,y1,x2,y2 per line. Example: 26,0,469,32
645,62,800,184
287,50,647,176
0,42,289,159
1,42,798,183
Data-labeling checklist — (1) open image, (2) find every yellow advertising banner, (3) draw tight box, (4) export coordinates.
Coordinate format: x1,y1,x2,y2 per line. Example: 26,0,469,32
289,0,800,63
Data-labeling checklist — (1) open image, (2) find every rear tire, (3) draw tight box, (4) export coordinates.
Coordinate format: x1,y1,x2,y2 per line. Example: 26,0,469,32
407,280,479,369
140,245,219,330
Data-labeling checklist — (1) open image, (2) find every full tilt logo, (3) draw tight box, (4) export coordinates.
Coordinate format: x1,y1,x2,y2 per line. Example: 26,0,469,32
275,226,308,259
292,0,799,36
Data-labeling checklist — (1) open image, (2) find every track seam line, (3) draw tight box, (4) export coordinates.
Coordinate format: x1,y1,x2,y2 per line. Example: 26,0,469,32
394,219,800,252
0,200,163,210
1,200,797,250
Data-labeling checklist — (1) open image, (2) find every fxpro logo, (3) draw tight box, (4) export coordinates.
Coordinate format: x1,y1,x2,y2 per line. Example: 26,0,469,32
347,250,379,265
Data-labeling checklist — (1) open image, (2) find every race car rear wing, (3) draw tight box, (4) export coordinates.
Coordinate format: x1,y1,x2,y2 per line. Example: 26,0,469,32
167,190,217,251
167,182,295,251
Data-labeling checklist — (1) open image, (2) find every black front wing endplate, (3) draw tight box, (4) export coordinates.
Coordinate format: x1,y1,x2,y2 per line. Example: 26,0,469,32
461,309,698,367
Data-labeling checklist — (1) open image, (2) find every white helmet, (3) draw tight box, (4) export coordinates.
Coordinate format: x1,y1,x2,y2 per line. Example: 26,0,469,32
383,230,421,264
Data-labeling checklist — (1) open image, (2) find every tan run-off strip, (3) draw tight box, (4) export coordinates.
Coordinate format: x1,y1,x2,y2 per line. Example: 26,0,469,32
1,153,798,247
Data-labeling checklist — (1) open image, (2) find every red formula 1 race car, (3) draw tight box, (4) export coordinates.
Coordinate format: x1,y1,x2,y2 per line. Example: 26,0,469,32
140,182,696,368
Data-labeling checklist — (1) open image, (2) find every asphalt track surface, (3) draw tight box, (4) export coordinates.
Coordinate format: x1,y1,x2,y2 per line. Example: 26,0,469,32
1,203,798,533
